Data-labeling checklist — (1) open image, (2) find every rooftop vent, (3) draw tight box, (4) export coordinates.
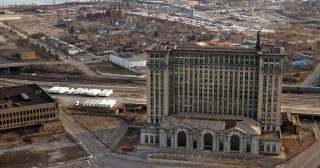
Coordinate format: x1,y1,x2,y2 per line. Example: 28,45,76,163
35,90,42,94
20,93,31,101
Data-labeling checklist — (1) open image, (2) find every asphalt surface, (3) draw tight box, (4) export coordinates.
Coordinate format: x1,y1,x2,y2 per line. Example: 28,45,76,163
286,138,320,168
55,109,204,168
301,63,320,87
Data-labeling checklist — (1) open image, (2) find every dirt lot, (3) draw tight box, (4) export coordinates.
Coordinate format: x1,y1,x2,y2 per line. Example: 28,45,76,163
5,15,65,38
21,64,83,75
114,127,140,151
73,114,128,147
0,131,88,168
282,120,316,160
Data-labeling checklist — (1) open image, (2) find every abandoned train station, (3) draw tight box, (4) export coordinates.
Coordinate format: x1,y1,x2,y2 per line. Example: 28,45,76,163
141,33,285,155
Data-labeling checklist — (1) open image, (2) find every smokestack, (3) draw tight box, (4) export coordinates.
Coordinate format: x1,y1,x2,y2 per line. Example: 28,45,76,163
256,31,261,51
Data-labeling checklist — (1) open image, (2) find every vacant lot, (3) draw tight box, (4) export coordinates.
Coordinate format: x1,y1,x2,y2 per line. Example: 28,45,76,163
0,132,88,168
73,114,128,147
282,120,316,160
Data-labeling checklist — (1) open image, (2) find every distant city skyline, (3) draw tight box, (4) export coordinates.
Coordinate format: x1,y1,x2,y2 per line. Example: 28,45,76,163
0,0,88,5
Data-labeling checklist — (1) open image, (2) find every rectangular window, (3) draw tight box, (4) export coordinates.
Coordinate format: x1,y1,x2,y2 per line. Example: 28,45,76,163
266,144,270,152
145,135,148,143
272,145,276,152
260,144,264,151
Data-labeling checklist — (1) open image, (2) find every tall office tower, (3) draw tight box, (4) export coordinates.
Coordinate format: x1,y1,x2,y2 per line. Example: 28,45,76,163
141,32,285,154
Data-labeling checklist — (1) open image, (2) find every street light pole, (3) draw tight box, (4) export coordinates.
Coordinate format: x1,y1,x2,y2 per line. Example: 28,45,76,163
197,154,200,168
147,154,151,167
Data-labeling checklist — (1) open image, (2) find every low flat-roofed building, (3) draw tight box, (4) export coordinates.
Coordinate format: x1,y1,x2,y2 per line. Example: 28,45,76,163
0,84,60,131
17,49,37,60
110,52,146,72
259,131,281,154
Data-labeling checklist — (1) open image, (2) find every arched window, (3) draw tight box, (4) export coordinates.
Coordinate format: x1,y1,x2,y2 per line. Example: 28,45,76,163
204,133,213,150
230,135,240,151
219,142,224,151
193,141,197,149
177,131,187,147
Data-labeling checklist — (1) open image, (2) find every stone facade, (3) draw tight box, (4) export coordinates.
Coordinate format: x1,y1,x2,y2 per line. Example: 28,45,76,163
158,126,259,154
141,116,261,154
142,36,285,155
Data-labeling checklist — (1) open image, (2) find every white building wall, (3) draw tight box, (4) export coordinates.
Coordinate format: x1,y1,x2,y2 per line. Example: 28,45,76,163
131,60,146,67
110,54,130,69
110,54,146,70
140,131,159,145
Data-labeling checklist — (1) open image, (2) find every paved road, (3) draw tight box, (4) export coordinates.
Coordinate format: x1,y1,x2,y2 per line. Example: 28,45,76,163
0,59,105,69
286,139,320,168
58,109,146,168
301,63,320,87
56,109,205,168
0,61,66,68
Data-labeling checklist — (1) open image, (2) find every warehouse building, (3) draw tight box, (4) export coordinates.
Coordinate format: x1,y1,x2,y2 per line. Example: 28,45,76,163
0,84,61,131
110,52,146,73
17,49,37,60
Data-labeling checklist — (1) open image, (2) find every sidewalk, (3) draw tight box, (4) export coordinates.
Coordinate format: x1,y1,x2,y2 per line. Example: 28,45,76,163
134,145,285,168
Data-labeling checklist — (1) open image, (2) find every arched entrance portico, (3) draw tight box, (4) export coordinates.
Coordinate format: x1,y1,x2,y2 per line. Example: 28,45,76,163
230,135,240,151
177,131,187,147
204,133,213,150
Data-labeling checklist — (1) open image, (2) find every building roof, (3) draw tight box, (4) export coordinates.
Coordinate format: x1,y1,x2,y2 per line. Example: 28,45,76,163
141,123,159,132
0,84,56,107
160,115,261,135
282,112,300,126
111,52,145,62
260,131,281,142
175,45,258,53
146,43,285,56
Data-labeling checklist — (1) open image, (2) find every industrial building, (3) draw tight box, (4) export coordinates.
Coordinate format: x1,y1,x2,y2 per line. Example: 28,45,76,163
141,32,285,154
0,84,61,131
17,49,37,60
110,52,146,72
